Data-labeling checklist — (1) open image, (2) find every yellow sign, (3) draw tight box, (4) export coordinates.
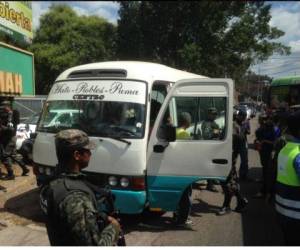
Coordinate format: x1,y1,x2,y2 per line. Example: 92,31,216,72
0,70,23,95
0,1,32,41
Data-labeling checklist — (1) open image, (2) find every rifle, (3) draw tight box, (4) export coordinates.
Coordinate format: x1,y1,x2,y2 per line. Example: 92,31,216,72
90,184,126,246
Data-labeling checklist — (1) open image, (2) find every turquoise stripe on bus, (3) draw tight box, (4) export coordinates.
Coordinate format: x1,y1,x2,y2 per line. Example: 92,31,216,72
112,189,146,214
147,175,226,211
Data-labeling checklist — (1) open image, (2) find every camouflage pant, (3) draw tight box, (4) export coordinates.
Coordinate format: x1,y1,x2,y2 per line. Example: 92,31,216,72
0,137,17,176
220,167,244,207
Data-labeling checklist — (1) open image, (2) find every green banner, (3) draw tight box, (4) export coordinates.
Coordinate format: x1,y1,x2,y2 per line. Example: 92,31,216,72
0,41,35,96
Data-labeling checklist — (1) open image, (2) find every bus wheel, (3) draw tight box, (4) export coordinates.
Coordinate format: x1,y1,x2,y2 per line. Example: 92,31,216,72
172,185,192,225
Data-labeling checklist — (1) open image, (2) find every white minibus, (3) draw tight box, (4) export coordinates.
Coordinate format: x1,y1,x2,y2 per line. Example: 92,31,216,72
33,61,233,224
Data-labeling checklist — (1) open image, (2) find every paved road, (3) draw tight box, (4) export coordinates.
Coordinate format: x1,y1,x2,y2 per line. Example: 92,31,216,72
0,115,285,246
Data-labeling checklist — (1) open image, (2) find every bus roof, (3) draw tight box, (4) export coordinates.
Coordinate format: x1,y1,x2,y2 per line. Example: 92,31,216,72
271,75,300,87
56,61,207,83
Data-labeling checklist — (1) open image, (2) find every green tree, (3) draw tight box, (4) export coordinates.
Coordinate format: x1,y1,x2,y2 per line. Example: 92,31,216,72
30,4,117,94
116,1,290,85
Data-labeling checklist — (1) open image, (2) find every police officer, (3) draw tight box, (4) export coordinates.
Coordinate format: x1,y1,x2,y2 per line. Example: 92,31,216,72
202,107,220,192
40,129,121,246
275,110,300,245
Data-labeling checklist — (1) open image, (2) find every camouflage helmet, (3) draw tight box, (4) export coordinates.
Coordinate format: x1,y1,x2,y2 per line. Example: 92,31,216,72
55,129,96,151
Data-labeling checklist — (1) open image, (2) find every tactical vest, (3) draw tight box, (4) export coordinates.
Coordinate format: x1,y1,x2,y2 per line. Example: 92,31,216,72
40,176,109,246
40,177,98,215
276,142,300,220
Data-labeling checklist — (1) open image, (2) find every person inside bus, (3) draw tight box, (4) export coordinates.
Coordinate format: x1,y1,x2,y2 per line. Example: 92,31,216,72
176,112,192,139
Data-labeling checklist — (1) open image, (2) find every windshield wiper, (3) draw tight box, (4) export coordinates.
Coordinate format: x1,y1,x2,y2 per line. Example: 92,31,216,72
99,136,131,145
109,126,136,137
97,130,131,145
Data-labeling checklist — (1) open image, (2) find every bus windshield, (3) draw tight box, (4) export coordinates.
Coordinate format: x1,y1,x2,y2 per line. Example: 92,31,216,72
37,100,146,138
37,79,147,138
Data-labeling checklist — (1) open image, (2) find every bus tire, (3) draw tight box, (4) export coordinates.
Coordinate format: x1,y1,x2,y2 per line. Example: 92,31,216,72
172,185,192,225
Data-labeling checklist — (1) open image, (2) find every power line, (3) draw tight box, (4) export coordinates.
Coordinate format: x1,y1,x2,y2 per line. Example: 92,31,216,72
253,63,300,71
268,66,300,75
265,57,300,59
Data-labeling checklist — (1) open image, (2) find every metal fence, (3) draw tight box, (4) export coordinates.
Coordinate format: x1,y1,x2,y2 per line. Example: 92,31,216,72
13,96,47,122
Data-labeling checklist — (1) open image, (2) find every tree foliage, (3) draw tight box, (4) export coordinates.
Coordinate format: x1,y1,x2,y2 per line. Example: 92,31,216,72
29,4,117,94
116,1,290,85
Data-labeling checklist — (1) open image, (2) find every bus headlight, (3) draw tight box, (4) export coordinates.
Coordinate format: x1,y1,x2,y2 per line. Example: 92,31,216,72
120,177,129,188
108,176,118,186
39,167,44,174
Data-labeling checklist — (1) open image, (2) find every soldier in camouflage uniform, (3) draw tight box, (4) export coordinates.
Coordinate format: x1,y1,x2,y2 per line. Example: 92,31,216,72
0,100,29,179
0,102,17,180
40,129,120,246
217,112,248,215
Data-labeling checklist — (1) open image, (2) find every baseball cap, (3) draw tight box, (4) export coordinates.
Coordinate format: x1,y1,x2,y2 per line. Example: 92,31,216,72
55,129,96,150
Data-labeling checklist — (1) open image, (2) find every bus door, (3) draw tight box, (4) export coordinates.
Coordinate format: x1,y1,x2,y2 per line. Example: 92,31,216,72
146,78,233,211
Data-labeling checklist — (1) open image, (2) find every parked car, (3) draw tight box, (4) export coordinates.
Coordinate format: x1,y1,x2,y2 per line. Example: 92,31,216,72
16,112,40,150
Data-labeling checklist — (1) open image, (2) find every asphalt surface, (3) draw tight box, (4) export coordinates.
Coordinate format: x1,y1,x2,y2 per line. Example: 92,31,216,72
0,115,285,246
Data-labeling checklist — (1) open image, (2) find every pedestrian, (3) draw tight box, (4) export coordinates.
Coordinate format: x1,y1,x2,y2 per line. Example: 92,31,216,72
253,114,277,198
39,129,121,246
202,107,220,192
235,110,249,181
275,110,300,245
217,112,248,215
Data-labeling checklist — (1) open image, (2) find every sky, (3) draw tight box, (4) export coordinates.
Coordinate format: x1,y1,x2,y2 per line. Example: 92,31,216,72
32,1,300,80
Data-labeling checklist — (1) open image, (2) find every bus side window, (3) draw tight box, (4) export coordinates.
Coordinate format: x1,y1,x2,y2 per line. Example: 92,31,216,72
158,96,227,141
